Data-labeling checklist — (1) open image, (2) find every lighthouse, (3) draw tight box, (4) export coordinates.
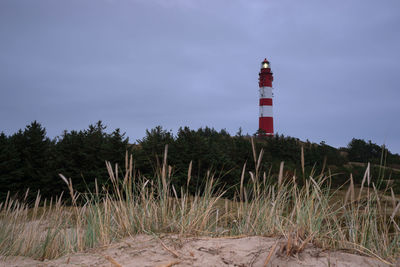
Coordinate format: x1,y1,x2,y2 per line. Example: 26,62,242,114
258,58,274,136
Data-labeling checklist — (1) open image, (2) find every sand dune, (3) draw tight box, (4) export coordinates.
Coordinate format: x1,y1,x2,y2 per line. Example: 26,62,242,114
1,235,393,267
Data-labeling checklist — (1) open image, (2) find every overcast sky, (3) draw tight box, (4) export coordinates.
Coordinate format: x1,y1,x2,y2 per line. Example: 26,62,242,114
1,0,399,153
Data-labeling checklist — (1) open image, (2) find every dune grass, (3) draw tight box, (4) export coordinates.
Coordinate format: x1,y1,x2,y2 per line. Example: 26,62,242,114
0,142,399,264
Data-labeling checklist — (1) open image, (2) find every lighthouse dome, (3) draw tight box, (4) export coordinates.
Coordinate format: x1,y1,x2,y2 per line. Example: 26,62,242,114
261,58,270,69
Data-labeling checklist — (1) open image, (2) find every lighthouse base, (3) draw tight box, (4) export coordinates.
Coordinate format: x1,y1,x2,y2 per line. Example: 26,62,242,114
259,117,274,136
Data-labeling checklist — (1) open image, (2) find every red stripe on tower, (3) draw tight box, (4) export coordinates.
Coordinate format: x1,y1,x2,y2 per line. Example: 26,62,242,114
258,58,274,136
259,98,273,106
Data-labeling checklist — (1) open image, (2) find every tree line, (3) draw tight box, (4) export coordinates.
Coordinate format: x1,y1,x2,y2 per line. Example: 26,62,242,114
1,121,399,202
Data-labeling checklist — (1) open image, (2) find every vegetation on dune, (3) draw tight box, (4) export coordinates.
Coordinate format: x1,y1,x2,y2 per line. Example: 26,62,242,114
0,121,128,201
1,121,400,202
0,121,399,263
0,144,399,264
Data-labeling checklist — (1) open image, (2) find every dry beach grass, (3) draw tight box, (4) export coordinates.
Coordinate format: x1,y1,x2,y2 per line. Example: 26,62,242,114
0,141,399,265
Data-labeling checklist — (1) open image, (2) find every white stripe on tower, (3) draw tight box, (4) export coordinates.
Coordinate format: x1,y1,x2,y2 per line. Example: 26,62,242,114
259,87,273,117
259,103,273,117
259,87,273,98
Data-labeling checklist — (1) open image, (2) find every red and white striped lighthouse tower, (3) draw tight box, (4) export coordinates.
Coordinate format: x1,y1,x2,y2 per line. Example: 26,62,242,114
258,58,274,135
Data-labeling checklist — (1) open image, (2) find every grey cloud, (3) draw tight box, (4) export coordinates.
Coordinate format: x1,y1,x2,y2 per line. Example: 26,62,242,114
0,0,399,153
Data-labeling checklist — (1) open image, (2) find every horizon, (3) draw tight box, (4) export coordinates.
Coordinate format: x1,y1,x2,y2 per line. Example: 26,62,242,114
4,119,399,155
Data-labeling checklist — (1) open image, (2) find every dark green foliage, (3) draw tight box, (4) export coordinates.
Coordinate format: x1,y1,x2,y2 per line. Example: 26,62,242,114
53,121,129,195
132,126,249,197
0,121,128,201
134,126,174,176
347,138,383,163
0,132,24,200
1,122,400,202
1,121,54,201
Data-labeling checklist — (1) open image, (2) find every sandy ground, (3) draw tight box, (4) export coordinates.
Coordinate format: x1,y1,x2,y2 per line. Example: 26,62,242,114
0,235,394,267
